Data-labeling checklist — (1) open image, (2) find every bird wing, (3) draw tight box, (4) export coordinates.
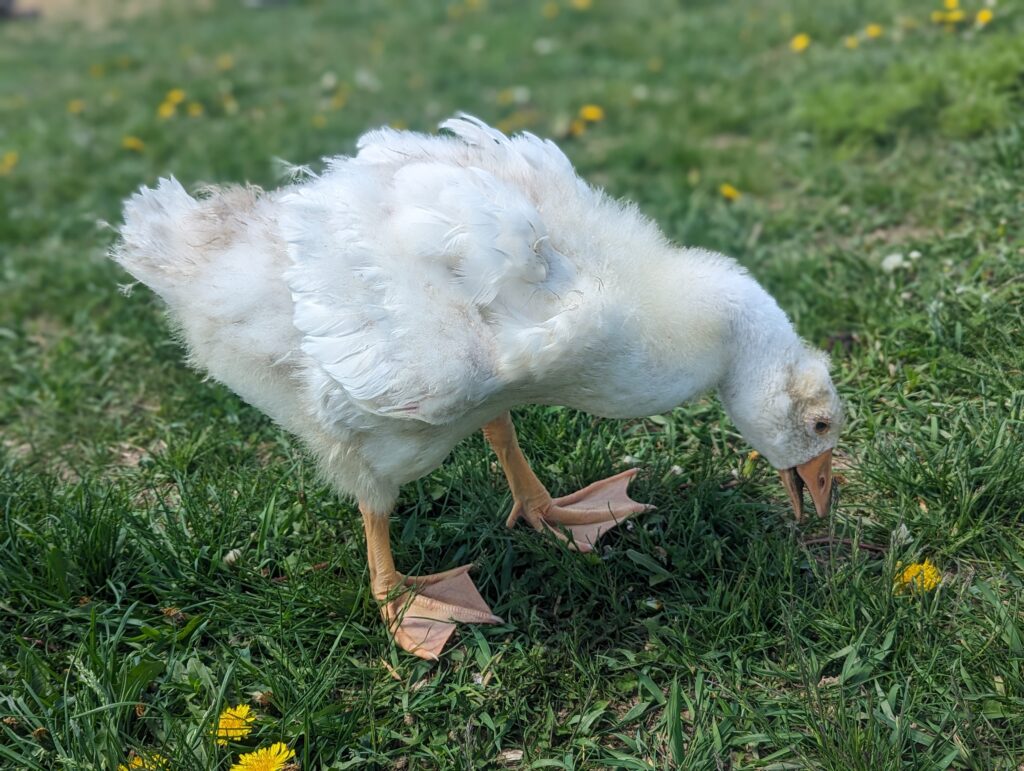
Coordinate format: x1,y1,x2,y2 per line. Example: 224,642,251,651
280,123,584,426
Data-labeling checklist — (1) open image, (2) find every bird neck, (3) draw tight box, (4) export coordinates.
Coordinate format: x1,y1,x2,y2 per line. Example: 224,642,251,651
544,247,774,417
713,265,802,433
561,247,799,419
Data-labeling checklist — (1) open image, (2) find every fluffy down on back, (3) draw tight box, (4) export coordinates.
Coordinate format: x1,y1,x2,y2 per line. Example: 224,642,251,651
282,117,589,426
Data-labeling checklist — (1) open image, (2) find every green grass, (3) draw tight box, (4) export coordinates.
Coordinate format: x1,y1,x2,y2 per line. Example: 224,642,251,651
2,0,1024,768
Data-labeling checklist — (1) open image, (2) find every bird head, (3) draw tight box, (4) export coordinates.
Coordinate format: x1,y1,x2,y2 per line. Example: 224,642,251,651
720,343,843,519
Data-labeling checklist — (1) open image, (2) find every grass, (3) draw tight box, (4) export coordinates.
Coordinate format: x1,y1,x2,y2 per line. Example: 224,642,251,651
2,0,1023,768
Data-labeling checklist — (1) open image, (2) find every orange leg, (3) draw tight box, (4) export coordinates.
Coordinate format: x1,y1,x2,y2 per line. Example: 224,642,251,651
482,413,653,553
361,504,501,660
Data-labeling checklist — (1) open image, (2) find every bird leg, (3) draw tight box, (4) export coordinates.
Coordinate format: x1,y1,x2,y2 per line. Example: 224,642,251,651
361,504,501,660
482,412,654,553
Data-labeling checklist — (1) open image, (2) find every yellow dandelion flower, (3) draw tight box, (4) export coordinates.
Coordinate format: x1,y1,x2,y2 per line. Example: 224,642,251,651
67,98,86,114
1,150,20,175
1,151,19,174
214,703,256,746
122,135,145,152
165,88,186,105
117,753,169,771
466,0,484,9
934,8,966,24
156,101,176,119
646,56,664,73
215,53,235,71
568,118,586,137
89,63,106,78
943,0,958,9
542,1,559,19
865,23,883,38
330,90,348,110
187,101,204,117
719,183,741,201
578,104,604,122
976,8,993,25
896,559,941,593
741,449,760,478
570,0,592,9
311,113,327,129
790,33,811,53
230,742,295,771
844,35,860,49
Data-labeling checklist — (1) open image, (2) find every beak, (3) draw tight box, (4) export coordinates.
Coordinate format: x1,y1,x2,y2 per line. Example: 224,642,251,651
778,449,833,520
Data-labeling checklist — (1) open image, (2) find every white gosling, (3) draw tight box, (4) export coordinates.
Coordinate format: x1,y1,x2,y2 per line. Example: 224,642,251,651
113,114,842,659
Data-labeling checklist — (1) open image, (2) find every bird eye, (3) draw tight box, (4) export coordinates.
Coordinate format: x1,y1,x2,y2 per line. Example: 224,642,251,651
813,419,830,435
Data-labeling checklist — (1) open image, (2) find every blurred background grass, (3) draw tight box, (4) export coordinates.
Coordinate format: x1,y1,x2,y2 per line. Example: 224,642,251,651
2,1,1023,769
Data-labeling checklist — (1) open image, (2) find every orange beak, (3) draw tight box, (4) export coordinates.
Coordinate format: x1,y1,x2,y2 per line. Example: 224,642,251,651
778,449,833,520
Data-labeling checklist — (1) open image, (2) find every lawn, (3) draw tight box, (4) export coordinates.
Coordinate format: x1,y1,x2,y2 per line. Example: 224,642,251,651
2,0,1023,768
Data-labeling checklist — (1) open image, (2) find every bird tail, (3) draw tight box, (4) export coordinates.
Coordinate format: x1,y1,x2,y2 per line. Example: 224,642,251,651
111,177,206,302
